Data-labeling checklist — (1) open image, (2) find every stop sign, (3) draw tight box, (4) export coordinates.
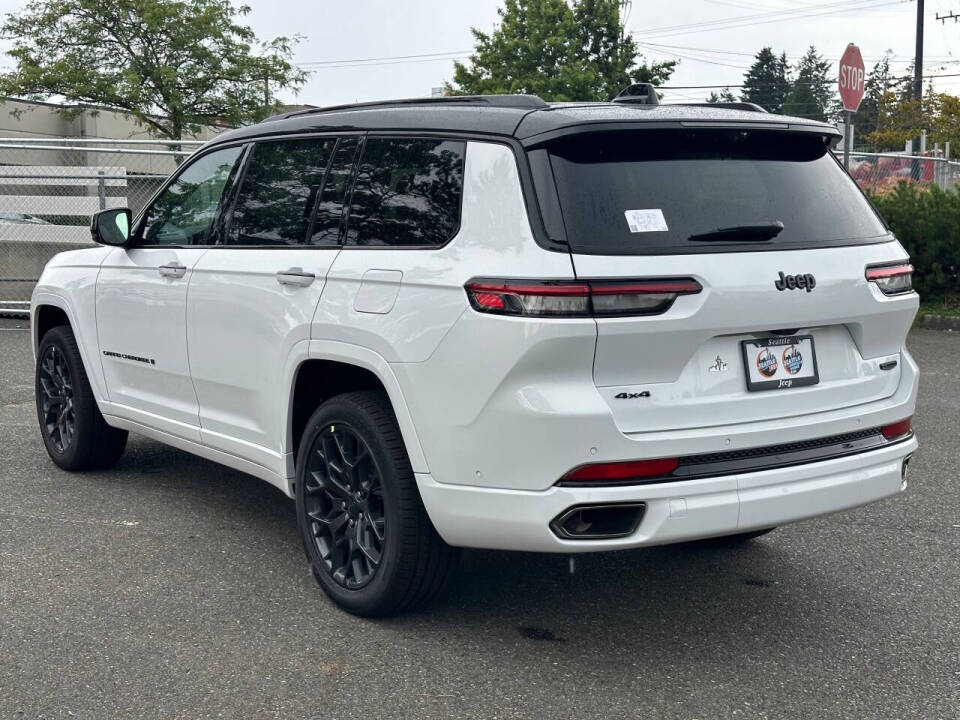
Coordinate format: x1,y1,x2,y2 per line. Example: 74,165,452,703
838,43,865,112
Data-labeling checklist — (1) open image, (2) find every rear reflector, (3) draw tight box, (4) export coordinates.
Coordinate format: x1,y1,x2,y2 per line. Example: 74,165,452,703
866,263,913,295
881,417,913,440
561,457,679,483
465,278,701,317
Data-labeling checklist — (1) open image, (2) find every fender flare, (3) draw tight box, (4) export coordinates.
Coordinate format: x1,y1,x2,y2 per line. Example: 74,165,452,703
280,339,429,480
31,290,110,404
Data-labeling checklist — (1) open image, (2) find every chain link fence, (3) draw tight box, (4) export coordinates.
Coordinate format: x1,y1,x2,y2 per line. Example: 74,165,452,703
2,136,958,317
0,137,204,315
845,151,960,194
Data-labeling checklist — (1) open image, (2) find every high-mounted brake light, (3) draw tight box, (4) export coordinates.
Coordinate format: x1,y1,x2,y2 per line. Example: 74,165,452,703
560,458,680,485
464,278,702,318
881,417,913,440
866,263,913,295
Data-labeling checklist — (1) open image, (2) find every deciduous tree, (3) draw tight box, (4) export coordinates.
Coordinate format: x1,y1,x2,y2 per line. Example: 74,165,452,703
0,0,308,139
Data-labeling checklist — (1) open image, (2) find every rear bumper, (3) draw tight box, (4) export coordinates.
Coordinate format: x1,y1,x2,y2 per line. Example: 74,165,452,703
416,435,917,552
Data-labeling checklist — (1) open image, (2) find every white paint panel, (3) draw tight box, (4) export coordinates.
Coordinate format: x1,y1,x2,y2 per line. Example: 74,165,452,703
0,166,127,186
0,224,91,244
0,194,126,215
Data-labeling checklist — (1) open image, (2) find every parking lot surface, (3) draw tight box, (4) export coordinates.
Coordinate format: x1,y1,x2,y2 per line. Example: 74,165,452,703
1,317,958,719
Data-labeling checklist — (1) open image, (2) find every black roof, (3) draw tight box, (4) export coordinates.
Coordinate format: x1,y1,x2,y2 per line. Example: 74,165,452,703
208,94,840,148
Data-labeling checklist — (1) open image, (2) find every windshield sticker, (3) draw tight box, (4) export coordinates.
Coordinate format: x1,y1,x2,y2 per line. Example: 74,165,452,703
624,209,668,233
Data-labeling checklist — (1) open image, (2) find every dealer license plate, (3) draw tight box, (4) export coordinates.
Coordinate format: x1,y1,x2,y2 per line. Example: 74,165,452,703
741,335,819,392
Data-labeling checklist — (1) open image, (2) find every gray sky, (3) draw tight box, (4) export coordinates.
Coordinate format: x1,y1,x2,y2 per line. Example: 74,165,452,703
239,0,959,105
0,0,957,106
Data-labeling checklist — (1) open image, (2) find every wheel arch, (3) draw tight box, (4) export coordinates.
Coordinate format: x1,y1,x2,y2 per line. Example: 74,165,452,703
284,341,429,482
31,294,107,404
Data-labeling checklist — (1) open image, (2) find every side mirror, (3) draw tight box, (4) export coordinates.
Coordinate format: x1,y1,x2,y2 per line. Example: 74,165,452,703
90,208,132,246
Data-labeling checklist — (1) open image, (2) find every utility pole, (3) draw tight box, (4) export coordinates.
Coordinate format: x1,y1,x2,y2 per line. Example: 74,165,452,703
935,11,959,23
913,0,924,102
912,0,924,176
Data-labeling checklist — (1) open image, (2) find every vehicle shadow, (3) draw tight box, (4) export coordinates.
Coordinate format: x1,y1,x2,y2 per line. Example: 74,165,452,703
94,433,874,674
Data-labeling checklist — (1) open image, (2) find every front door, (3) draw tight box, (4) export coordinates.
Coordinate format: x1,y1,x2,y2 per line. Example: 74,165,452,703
96,145,245,440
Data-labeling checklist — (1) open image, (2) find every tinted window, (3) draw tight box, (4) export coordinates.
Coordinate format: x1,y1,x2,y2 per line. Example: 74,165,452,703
226,138,335,246
140,146,244,246
542,129,888,255
309,138,359,246
345,138,465,247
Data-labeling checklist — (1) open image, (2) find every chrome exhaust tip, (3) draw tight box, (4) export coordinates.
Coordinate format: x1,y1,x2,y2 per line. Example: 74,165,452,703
550,503,646,540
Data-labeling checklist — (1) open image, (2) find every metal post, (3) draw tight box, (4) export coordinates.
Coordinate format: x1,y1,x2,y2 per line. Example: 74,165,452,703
97,170,106,210
912,0,925,179
843,111,852,170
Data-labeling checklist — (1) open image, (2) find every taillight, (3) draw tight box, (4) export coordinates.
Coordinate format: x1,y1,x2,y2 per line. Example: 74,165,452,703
464,278,701,317
559,457,679,484
866,263,913,295
881,417,913,440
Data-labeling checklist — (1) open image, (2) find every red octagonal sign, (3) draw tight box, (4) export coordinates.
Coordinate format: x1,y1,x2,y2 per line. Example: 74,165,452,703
838,43,866,112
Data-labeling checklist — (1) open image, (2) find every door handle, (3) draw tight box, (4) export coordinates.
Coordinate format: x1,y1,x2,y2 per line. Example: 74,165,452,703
276,267,316,287
158,263,187,279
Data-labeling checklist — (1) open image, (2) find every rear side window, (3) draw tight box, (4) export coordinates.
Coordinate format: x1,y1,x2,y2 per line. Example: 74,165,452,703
344,137,465,247
309,137,360,246
540,129,888,255
226,138,335,246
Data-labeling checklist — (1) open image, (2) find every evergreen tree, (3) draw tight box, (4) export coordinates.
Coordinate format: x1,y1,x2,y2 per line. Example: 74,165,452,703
449,0,674,101
782,46,832,121
856,56,894,143
707,87,738,103
741,48,791,114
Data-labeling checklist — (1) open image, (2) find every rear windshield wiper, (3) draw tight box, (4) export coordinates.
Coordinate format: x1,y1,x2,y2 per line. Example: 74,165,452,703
687,221,784,243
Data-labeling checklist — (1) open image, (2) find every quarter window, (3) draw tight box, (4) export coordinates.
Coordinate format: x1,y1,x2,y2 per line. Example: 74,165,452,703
139,145,244,246
344,138,465,247
226,138,335,246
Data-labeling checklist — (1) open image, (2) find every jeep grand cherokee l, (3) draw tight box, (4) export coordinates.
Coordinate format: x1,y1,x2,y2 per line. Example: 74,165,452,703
32,93,918,616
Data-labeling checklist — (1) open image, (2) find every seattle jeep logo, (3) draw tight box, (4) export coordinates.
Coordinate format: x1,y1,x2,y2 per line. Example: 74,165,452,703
782,345,803,374
774,271,816,292
756,348,778,377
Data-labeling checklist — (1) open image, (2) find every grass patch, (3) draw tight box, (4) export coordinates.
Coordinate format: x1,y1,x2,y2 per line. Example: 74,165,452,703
918,294,960,317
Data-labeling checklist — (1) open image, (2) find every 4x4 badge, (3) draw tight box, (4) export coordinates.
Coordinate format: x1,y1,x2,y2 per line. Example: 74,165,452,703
614,391,651,399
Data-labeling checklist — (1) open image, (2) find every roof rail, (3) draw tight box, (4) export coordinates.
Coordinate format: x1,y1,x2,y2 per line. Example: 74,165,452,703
282,94,549,119
673,101,768,113
611,83,660,106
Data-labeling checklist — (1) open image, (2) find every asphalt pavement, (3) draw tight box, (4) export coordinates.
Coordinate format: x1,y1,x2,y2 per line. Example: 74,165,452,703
1,317,958,719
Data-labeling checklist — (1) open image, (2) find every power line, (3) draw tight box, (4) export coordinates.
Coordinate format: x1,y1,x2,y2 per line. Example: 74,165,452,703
296,50,469,67
633,0,908,39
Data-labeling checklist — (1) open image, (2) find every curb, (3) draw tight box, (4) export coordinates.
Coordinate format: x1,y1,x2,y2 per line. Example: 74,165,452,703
915,314,960,332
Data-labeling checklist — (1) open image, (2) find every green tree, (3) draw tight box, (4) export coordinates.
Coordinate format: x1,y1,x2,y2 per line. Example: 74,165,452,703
706,87,738,103
741,47,791,114
0,0,308,139
782,46,832,121
854,56,894,146
867,91,960,151
448,0,675,101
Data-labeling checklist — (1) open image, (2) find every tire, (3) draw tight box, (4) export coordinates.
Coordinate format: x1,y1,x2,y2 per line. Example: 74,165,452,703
36,325,128,471
295,391,459,617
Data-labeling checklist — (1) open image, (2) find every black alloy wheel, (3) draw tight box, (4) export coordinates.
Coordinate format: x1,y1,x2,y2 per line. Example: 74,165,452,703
303,422,386,589
38,343,76,453
35,325,128,471
295,391,459,616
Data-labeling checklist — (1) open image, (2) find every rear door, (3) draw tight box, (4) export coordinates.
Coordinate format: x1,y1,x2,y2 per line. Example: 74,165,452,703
186,136,359,471
96,145,245,440
536,127,917,433
315,135,467,361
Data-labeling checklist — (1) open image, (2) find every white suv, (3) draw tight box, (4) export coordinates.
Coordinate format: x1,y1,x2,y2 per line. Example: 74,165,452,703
32,93,919,616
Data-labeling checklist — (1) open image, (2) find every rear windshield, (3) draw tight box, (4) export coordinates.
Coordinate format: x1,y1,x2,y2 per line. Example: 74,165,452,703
537,129,888,255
